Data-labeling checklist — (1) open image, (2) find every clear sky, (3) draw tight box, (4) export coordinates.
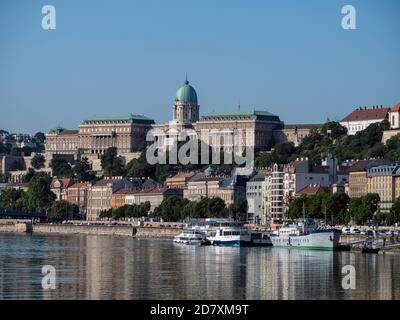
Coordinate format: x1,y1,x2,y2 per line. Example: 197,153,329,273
0,0,399,134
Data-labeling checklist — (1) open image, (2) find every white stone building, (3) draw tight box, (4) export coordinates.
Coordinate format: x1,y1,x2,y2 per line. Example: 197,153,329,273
340,106,390,135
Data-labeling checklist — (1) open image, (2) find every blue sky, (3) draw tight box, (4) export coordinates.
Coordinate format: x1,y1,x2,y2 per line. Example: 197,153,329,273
0,0,399,134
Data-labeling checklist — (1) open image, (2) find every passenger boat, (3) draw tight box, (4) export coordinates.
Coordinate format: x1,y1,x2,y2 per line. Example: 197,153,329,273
202,219,252,247
251,233,273,247
269,218,340,250
173,228,208,245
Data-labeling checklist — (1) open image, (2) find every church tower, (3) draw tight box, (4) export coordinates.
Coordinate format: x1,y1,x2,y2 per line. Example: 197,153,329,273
172,78,199,124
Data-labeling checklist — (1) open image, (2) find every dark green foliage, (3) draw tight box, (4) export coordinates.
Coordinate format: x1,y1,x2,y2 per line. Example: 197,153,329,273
256,120,394,165
31,153,46,169
0,188,25,210
22,174,56,212
100,147,126,177
229,197,248,221
112,202,151,220
74,157,95,182
48,200,80,222
255,142,296,167
288,191,350,224
50,158,73,178
99,209,112,219
388,198,400,225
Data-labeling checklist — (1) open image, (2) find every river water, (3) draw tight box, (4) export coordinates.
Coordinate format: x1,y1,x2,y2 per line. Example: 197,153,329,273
0,233,399,300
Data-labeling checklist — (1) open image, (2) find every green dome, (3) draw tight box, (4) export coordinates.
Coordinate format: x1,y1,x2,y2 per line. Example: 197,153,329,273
175,80,198,104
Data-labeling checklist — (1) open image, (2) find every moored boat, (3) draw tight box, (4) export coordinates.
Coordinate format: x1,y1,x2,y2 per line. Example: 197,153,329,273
173,228,208,245
269,219,340,250
251,232,273,247
204,219,252,247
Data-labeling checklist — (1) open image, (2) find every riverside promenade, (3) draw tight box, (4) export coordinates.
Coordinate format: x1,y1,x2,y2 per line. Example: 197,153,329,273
0,220,181,239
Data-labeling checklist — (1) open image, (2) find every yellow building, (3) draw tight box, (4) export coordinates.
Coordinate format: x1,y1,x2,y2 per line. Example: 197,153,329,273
367,164,400,212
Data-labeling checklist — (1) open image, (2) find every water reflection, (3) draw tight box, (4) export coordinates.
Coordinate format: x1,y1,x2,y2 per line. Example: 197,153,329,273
0,233,398,300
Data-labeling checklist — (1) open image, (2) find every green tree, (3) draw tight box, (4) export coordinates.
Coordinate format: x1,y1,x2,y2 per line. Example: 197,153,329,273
101,147,125,177
153,197,189,221
288,196,307,219
74,157,95,181
0,188,24,209
229,197,248,221
349,193,380,224
50,158,73,178
320,121,347,139
48,200,80,222
33,132,46,145
389,198,400,225
99,209,112,219
23,174,56,212
31,153,46,169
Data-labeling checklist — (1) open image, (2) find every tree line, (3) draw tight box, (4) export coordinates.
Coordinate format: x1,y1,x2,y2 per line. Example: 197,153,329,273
255,120,400,167
288,191,400,225
99,196,248,222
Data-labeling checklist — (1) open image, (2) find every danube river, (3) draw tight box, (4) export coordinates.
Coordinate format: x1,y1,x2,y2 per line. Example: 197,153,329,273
0,233,399,300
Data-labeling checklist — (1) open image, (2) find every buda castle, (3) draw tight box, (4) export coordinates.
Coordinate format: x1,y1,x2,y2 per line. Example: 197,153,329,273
45,79,295,165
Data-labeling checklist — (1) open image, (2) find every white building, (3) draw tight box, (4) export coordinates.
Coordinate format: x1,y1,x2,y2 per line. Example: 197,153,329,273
261,164,284,225
340,106,390,135
388,102,400,129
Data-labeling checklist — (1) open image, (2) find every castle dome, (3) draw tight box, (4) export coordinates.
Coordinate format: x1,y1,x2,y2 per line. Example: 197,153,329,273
175,80,198,104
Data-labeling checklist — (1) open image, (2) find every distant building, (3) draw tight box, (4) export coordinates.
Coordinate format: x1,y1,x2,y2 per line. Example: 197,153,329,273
246,170,268,224
348,159,389,198
165,172,196,189
278,124,322,146
184,167,246,206
381,102,400,143
196,110,284,151
296,184,325,196
45,115,155,158
45,127,79,157
340,106,390,135
125,187,184,213
51,178,75,201
283,157,349,199
87,177,136,220
367,164,400,212
67,182,90,216
262,164,284,225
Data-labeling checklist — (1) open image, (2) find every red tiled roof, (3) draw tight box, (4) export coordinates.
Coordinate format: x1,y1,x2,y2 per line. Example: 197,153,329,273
167,172,196,180
51,178,74,188
69,182,89,189
112,188,139,195
94,178,125,186
340,107,390,122
297,185,325,195
391,102,400,112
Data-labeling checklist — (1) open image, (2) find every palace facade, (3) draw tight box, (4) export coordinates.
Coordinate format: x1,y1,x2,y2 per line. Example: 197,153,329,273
45,79,293,165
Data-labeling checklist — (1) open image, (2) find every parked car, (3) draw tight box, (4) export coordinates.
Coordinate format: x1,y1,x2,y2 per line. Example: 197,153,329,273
342,227,351,234
350,227,361,234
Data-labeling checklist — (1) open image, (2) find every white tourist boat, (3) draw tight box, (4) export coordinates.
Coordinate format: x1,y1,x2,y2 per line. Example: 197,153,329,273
200,219,252,247
270,219,340,250
173,228,208,245
251,233,273,247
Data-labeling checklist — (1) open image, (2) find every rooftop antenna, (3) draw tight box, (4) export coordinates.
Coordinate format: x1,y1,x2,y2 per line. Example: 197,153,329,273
238,99,241,112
